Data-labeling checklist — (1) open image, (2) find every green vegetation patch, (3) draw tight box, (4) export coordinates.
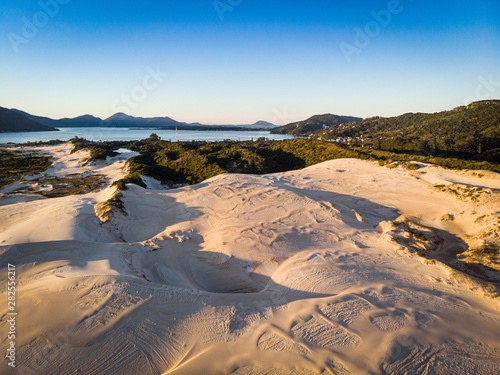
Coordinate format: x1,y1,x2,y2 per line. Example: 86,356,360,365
123,138,363,186
61,136,499,190
0,148,53,189
401,162,420,171
37,174,107,198
433,183,497,203
98,136,500,188
96,191,126,222
9,173,107,198
389,219,437,253
351,146,500,173
17,140,65,147
70,137,129,162
466,243,500,267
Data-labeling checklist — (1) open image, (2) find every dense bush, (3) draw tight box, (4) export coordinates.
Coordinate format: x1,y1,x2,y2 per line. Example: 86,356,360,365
70,137,125,160
60,135,499,190
122,137,499,186
0,149,52,189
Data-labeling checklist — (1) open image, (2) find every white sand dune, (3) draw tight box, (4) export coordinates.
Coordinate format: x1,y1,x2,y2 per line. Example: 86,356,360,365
1,144,500,374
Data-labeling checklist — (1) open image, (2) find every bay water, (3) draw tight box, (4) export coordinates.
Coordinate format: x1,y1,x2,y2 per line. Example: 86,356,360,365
0,127,293,144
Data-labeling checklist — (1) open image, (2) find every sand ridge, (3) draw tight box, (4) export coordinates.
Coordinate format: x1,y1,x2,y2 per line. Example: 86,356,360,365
0,144,499,374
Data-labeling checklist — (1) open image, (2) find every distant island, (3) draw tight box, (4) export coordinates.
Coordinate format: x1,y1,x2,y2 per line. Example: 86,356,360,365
5,108,277,133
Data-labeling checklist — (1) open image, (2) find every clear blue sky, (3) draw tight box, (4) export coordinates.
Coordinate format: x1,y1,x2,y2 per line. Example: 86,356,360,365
1,0,499,124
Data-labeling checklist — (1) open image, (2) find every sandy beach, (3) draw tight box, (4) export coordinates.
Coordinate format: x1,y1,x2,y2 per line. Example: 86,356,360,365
1,143,499,374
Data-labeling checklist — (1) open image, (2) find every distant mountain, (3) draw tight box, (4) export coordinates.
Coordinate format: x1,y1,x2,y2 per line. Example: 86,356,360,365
66,114,103,127
0,107,58,133
9,109,276,131
270,114,363,135
102,114,276,129
11,109,102,128
101,113,176,127
249,120,276,128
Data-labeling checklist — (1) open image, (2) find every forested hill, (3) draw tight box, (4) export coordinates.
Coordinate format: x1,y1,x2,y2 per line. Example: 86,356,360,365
0,107,58,133
313,100,500,162
270,114,363,136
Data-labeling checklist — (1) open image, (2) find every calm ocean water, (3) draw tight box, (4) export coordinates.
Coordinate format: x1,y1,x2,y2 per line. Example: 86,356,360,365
0,127,293,144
